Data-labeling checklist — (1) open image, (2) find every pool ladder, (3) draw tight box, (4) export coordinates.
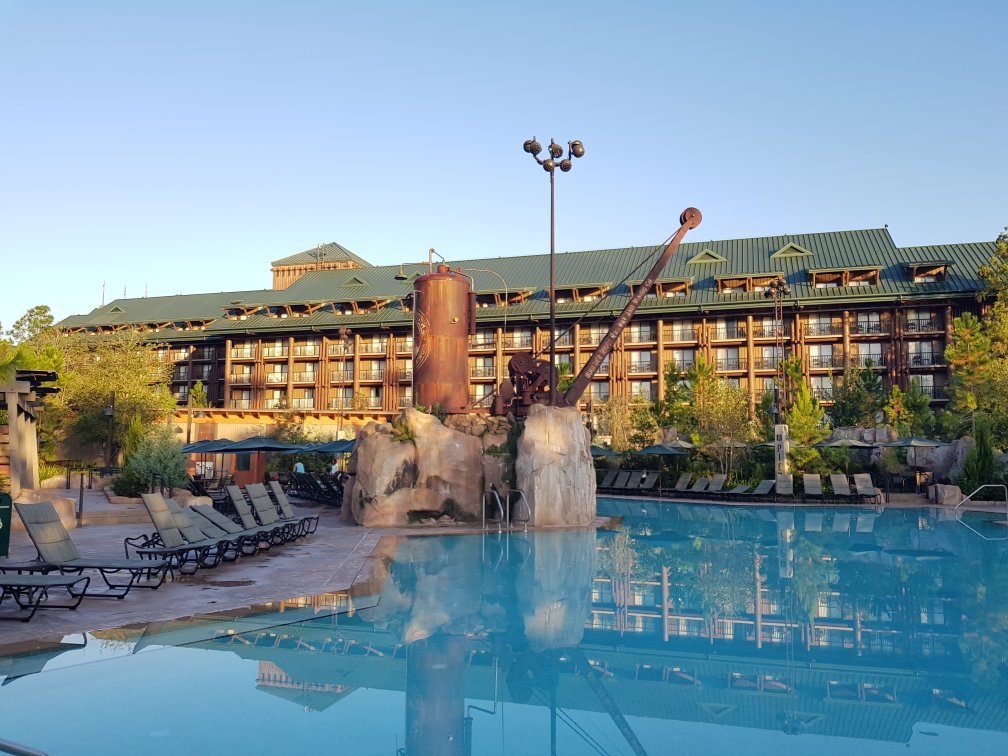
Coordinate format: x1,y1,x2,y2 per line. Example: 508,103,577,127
482,487,531,532
955,484,1008,541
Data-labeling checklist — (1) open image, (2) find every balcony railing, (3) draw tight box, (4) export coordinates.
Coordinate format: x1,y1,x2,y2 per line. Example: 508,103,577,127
230,347,255,359
329,370,354,382
292,398,315,410
804,323,842,337
910,353,944,367
395,339,414,353
262,347,288,358
327,345,354,357
665,359,694,373
359,342,389,355
469,334,497,348
553,333,574,347
663,328,698,342
470,365,497,378
293,345,320,357
590,393,611,405
168,351,190,362
398,395,414,408
752,357,780,370
851,354,886,368
710,327,746,340
230,399,251,410
918,385,948,400
628,361,657,374
265,399,286,409
505,334,534,349
905,318,939,333
578,333,606,347
328,397,352,410
291,372,317,383
397,369,413,381
812,387,834,401
192,349,215,361
366,396,383,409
750,324,784,339
626,330,656,344
468,392,494,406
809,355,844,369
358,369,385,381
229,373,251,384
850,319,888,335
715,358,746,371
265,373,288,384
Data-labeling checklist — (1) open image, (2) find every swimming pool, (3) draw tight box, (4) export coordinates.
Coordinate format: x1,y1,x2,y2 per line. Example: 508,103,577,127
1,500,1007,755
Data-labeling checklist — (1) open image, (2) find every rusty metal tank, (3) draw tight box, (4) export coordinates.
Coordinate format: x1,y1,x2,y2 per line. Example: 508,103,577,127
413,264,474,413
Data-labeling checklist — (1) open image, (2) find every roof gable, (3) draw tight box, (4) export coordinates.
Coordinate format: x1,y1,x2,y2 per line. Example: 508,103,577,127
770,242,813,259
687,249,728,265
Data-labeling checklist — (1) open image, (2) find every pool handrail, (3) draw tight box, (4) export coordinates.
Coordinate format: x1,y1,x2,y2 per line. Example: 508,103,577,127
955,484,1008,541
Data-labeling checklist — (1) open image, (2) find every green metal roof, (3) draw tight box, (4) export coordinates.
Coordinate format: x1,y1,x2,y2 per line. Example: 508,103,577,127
57,229,996,334
271,242,372,268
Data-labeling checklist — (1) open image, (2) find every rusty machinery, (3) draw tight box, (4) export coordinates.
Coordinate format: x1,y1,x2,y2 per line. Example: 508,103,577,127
493,207,702,416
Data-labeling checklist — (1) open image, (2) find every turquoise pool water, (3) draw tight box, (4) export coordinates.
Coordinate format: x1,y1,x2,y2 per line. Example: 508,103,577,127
1,500,1008,755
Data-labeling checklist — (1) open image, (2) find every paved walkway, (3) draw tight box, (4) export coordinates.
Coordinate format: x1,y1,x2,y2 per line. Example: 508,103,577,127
0,486,383,647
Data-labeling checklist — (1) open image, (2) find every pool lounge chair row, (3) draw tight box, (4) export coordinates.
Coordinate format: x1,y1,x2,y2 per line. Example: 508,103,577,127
1,500,171,622
285,472,343,507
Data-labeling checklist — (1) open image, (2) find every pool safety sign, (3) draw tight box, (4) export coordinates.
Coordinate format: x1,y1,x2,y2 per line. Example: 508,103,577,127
774,424,790,476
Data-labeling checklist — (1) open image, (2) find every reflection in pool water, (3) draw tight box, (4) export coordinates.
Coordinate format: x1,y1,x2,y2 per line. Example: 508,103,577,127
1,501,1007,755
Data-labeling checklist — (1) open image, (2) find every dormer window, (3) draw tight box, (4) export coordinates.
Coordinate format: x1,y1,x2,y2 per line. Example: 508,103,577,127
810,268,880,288
905,262,950,283
628,278,690,298
553,285,608,304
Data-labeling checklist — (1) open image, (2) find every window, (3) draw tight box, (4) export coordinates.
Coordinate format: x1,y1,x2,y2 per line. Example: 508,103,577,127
808,344,835,369
855,311,883,334
629,380,654,401
470,356,496,378
667,348,694,372
715,347,741,371
627,350,656,373
589,382,610,404
627,322,656,343
810,376,834,400
854,342,884,368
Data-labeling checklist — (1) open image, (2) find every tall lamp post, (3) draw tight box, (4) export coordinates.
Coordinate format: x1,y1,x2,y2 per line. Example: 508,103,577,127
764,276,792,418
103,392,116,470
523,137,585,405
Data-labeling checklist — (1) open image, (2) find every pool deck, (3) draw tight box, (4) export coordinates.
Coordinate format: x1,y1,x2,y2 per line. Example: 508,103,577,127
0,484,996,648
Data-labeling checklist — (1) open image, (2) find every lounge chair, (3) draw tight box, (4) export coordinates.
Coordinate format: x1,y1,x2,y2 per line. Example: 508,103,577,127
750,479,776,501
164,498,245,561
135,493,226,572
598,470,618,489
688,477,710,497
269,481,320,535
853,473,884,505
774,474,794,502
0,572,90,622
247,483,310,538
704,474,728,498
723,484,751,497
189,503,274,553
829,474,856,504
802,474,824,503
636,471,659,492
608,471,632,492
226,486,291,544
13,500,169,596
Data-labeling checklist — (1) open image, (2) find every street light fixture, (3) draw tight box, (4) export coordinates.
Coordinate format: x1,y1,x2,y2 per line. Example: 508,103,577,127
103,392,116,470
523,137,585,405
763,276,792,418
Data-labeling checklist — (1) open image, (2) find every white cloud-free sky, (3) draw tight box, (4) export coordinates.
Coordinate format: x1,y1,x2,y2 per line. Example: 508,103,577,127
1,0,1005,330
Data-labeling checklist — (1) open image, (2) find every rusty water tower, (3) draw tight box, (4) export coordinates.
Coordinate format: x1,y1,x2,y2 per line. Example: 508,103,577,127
412,264,475,414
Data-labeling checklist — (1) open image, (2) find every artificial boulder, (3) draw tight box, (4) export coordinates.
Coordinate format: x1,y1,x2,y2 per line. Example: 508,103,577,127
515,404,595,527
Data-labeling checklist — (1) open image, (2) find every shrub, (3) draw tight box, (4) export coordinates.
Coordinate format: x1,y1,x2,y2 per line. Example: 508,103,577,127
112,426,188,497
38,461,64,482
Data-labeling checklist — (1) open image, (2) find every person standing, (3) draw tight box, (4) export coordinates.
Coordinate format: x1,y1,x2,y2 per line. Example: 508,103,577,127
294,460,305,474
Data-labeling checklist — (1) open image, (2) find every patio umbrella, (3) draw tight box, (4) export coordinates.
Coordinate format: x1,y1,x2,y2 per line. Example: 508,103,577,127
632,444,690,490
221,437,303,452
316,439,356,455
660,438,695,450
590,445,619,457
876,436,949,478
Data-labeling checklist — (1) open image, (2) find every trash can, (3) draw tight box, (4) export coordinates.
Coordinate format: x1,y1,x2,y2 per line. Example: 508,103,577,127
0,492,12,558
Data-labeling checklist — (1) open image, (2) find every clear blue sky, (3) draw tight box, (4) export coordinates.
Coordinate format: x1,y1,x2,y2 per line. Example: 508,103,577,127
1,0,1005,331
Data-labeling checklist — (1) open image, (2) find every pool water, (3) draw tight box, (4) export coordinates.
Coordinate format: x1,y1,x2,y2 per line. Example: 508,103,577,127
1,500,1008,755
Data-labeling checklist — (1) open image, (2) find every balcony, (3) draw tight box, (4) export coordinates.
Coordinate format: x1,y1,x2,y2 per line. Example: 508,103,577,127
850,319,889,335
398,395,414,408
470,365,497,379
229,373,251,384
665,359,694,373
359,342,389,356
578,332,605,347
230,347,255,359
752,357,780,370
589,392,611,405
366,396,383,409
469,335,497,349
265,398,286,409
293,345,320,357
328,397,352,410
626,330,656,345
292,372,317,383
910,353,944,367
710,327,746,341
803,323,842,337
265,373,288,384
329,370,354,383
468,392,494,406
663,327,698,343
230,399,251,410
627,361,657,374
919,385,948,400
505,334,534,349
262,347,288,358
192,349,215,361
809,355,844,369
751,324,784,339
905,318,939,333
358,369,385,381
292,398,315,410
812,387,834,401
553,333,574,347
395,339,414,353
851,354,886,368
715,358,746,371
397,369,413,381
168,350,190,362
327,344,354,357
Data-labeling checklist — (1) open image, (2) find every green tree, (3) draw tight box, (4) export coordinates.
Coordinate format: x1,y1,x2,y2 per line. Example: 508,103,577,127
944,312,991,424
829,365,884,428
904,379,935,436
6,305,55,344
654,362,691,431
883,385,911,435
958,420,1001,495
111,425,187,498
784,377,829,470
189,380,210,408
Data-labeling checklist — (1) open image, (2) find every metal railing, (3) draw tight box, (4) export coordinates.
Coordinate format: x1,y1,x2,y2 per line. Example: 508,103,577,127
910,353,944,367
230,348,255,359
809,355,844,369
291,372,317,383
905,318,939,333
265,373,287,384
715,358,746,371
292,345,320,356
850,320,888,335
262,347,288,358
627,361,657,374
803,323,842,336
851,354,886,368
662,328,699,342
228,373,251,384
955,484,1008,541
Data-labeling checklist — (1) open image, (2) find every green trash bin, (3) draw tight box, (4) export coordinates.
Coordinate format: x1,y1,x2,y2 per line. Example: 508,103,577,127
0,492,11,558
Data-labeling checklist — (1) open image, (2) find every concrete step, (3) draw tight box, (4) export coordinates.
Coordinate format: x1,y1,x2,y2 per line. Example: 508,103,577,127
80,509,152,527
